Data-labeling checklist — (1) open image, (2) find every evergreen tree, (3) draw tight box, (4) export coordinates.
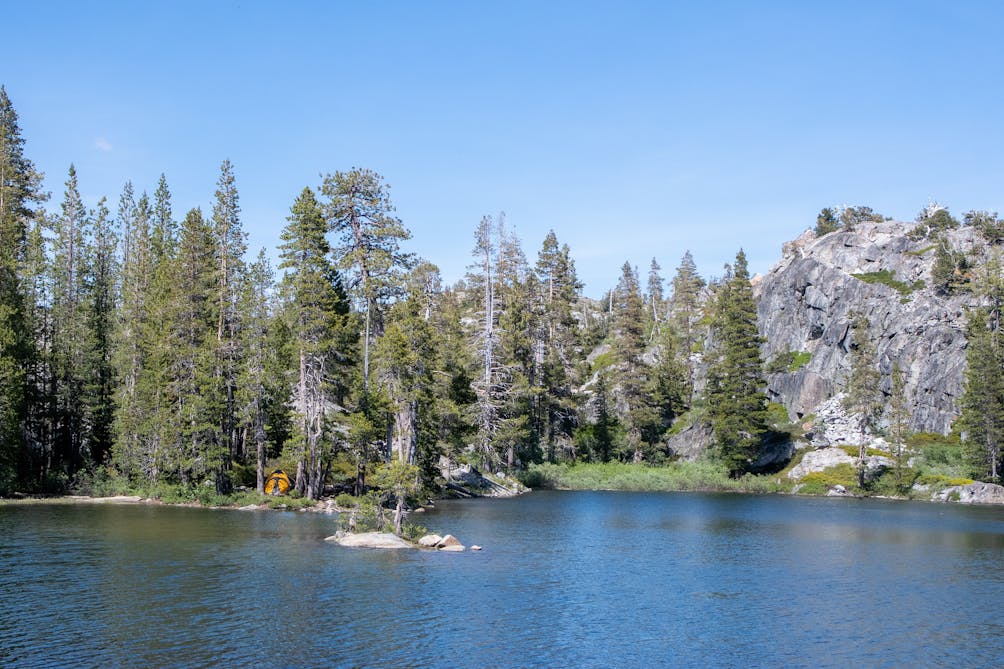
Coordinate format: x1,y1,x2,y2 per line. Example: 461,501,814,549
887,361,911,490
534,231,581,462
706,250,768,476
51,165,90,480
469,214,502,468
237,250,277,493
670,251,705,408
139,178,178,481
279,187,355,499
815,207,839,236
646,257,665,331
965,209,1004,245
612,261,647,461
320,168,412,389
639,325,687,453
0,86,44,491
210,159,247,493
165,208,218,484
494,224,536,469
959,309,1004,481
112,183,152,479
842,314,883,486
374,267,438,469
83,198,117,466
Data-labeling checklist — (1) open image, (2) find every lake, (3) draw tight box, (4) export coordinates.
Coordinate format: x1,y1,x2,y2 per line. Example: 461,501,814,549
3,491,1004,668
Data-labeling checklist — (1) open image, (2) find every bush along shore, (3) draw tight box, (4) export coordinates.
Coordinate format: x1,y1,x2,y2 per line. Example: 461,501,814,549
516,431,1004,506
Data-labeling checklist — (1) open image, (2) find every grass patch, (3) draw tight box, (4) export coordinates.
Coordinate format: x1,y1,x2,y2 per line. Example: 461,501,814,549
851,270,923,296
904,245,937,257
765,350,812,374
915,473,974,487
517,461,786,494
796,463,859,495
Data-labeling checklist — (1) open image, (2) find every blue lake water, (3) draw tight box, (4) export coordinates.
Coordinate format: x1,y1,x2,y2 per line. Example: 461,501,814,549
3,491,1004,668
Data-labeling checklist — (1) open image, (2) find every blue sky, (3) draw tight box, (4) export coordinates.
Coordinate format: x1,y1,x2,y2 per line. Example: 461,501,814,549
7,1,1004,296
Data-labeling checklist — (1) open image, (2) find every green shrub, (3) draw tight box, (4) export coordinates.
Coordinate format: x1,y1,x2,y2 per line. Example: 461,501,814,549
591,351,617,371
334,492,357,508
766,350,812,374
851,270,921,296
915,473,973,487
797,463,859,495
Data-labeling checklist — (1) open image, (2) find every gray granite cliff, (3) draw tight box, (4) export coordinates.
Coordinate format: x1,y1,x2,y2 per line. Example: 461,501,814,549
756,220,984,435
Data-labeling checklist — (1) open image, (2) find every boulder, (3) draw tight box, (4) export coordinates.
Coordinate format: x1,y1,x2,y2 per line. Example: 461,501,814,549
327,532,412,549
439,544,465,552
664,422,714,461
418,534,443,547
437,534,463,548
787,446,856,480
439,459,528,498
957,482,1004,505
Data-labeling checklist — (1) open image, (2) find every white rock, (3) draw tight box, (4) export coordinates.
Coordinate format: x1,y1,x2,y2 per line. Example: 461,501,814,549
327,532,412,549
437,534,462,548
418,534,443,547
787,447,856,480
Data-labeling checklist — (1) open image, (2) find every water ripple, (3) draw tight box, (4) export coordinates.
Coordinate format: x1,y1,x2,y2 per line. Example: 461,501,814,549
4,494,1004,667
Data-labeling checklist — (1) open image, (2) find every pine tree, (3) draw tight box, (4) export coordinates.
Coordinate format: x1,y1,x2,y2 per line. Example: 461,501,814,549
320,168,412,389
887,361,911,490
210,159,247,493
138,178,178,480
0,86,44,491
51,165,90,480
166,208,219,484
639,325,687,452
959,309,1004,481
706,250,768,476
612,261,647,461
494,223,536,469
842,314,883,486
670,251,705,408
534,231,581,462
112,183,151,479
646,257,665,331
279,187,355,499
237,250,277,493
814,207,839,236
469,215,501,469
83,198,117,466
374,268,438,468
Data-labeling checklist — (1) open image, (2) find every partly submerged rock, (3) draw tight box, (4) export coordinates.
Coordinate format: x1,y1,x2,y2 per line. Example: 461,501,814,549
437,534,463,549
327,532,412,549
418,534,443,547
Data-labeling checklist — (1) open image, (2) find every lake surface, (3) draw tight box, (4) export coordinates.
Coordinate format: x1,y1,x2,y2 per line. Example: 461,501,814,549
3,491,1004,668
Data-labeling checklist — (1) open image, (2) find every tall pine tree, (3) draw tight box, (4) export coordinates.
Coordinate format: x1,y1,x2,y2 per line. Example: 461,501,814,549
280,187,355,499
706,250,768,476
0,86,44,491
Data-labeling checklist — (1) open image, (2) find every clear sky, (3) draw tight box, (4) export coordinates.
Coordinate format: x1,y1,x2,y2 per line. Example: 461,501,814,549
6,1,1004,296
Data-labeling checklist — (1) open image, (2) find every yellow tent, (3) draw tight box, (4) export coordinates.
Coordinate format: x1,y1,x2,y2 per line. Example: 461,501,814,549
264,469,292,496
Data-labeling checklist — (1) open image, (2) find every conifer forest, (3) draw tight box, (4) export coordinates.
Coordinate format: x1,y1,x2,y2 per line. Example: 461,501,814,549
2,84,1002,501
